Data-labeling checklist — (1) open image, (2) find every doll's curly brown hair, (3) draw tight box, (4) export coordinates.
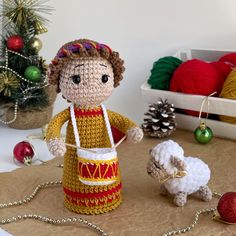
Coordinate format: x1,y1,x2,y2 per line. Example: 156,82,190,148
48,39,125,92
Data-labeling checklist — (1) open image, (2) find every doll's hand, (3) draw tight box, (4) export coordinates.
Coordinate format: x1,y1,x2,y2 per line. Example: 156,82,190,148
47,138,66,157
127,127,143,143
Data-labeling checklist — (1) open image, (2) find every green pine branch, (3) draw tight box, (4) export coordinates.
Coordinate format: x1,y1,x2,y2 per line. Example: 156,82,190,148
0,0,53,110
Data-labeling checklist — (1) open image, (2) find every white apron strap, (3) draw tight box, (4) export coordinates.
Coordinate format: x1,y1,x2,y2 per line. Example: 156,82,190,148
101,104,115,148
70,103,81,151
70,103,115,150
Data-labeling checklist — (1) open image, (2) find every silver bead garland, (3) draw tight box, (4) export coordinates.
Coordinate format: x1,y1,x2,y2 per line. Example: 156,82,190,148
162,192,222,236
0,214,107,236
7,49,29,60
0,64,47,86
162,208,216,236
0,180,109,236
0,164,223,236
0,178,222,236
0,48,48,86
0,48,49,125
0,101,18,124
22,84,48,95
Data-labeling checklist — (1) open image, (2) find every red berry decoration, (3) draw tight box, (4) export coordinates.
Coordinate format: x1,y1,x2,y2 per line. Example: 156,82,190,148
217,192,236,223
13,141,35,166
7,35,24,52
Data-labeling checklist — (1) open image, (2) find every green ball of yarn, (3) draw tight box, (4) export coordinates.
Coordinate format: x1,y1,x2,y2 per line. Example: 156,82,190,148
148,56,182,90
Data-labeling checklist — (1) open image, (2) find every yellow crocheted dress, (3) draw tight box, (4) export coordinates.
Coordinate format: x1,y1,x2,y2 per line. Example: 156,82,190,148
46,106,135,214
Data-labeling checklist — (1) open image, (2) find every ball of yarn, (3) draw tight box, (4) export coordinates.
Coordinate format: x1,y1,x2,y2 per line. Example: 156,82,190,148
210,61,232,84
219,69,236,124
148,56,182,90
170,59,226,116
219,53,236,67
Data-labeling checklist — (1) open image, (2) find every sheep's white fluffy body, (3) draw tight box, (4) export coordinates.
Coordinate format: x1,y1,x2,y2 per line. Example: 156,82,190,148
164,156,211,195
152,140,211,195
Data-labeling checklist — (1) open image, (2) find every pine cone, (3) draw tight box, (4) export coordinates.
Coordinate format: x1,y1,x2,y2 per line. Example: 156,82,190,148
141,99,177,138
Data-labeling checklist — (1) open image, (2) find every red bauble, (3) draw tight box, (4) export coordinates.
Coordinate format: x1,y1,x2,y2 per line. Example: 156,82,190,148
7,35,24,52
217,192,236,223
13,141,35,166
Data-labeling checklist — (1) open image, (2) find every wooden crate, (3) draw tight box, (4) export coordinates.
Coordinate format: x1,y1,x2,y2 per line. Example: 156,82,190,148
141,48,236,140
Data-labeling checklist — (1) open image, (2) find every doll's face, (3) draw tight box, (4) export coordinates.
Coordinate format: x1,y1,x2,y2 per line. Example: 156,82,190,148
59,57,114,107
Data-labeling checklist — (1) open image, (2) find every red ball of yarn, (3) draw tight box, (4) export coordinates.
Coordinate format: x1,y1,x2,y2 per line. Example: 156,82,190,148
170,59,226,116
217,192,236,223
219,53,236,68
210,61,232,84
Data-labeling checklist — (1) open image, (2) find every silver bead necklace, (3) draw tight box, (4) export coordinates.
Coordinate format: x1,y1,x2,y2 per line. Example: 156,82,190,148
0,180,109,236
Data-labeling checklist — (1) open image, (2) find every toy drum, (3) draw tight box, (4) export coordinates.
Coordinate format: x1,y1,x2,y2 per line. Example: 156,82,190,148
70,103,119,186
77,148,119,185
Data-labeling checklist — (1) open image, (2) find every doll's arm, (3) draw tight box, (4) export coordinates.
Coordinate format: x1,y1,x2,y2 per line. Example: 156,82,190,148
108,110,143,143
45,108,70,157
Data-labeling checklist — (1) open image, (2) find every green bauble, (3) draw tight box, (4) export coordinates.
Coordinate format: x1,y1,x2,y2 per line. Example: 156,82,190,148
24,66,42,82
194,122,213,144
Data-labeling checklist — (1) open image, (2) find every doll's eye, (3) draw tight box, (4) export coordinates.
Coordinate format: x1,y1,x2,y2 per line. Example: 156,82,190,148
101,74,109,83
71,75,81,84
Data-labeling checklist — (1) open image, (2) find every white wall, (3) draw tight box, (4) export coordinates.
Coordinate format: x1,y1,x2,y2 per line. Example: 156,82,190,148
40,0,236,124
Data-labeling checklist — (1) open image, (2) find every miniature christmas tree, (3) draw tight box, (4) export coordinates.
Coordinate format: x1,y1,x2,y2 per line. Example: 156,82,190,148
142,99,177,138
0,0,56,129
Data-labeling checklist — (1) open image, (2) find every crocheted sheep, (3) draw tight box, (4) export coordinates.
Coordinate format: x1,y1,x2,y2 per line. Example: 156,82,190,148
147,140,212,206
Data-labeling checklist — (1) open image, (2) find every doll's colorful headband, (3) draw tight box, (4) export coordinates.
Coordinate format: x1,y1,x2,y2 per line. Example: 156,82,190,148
56,41,112,58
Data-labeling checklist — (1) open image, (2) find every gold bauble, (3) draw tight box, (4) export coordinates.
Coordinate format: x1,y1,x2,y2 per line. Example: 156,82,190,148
28,37,43,53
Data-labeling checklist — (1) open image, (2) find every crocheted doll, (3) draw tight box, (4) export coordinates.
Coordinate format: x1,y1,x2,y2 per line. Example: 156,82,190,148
45,39,143,215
